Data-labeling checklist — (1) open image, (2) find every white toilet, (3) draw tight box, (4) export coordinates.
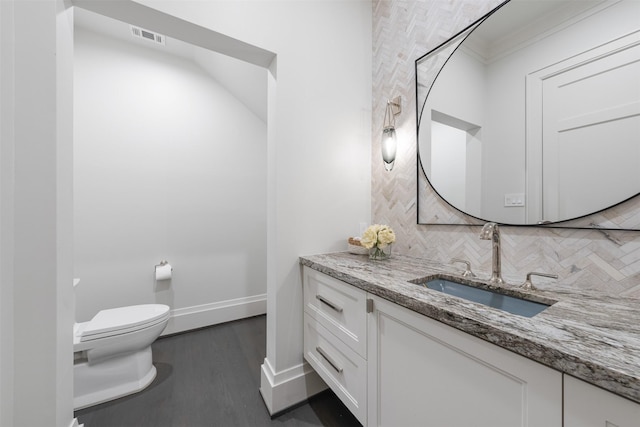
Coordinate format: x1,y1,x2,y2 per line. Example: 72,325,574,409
73,303,170,410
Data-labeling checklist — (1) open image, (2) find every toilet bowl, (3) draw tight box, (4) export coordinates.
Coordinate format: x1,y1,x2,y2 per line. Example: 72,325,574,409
73,304,170,410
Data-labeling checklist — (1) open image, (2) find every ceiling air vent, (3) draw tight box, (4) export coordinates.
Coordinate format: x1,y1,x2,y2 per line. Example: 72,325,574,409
130,25,165,45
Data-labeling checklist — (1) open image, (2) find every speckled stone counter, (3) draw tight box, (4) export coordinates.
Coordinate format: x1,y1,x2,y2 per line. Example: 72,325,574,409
299,252,640,404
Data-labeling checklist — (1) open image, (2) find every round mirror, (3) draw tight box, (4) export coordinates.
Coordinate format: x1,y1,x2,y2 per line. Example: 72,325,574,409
417,0,640,226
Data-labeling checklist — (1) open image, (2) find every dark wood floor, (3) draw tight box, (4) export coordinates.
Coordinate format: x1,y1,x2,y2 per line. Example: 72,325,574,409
75,315,362,427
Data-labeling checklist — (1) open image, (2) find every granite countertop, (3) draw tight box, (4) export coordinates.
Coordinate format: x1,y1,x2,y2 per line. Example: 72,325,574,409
299,252,640,404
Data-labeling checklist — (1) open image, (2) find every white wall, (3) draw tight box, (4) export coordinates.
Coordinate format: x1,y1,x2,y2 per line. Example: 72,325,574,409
126,0,373,413
56,2,75,424
431,122,466,209
1,0,371,421
0,2,15,425
429,49,485,128
74,27,268,333
423,48,485,216
73,0,372,414
1,0,75,425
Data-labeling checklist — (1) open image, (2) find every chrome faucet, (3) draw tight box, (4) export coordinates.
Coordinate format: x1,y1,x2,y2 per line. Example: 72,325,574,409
451,258,476,277
479,222,505,285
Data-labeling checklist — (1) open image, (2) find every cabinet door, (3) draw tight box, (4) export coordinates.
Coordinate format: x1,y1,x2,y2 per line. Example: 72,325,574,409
367,295,562,427
564,375,640,427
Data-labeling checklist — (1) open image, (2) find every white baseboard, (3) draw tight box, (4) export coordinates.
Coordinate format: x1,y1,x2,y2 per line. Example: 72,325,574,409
259,357,327,415
161,294,266,336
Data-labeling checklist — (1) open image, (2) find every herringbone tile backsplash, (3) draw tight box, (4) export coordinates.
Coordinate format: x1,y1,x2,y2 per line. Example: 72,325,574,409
372,0,640,298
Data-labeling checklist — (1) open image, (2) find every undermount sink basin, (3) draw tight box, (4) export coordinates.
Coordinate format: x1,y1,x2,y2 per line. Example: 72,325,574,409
417,278,552,318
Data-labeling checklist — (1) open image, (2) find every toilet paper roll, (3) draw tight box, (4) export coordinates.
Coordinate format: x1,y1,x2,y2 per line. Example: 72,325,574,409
155,263,172,281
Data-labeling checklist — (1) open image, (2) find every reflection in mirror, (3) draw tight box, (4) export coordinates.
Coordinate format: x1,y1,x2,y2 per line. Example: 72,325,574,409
417,0,640,226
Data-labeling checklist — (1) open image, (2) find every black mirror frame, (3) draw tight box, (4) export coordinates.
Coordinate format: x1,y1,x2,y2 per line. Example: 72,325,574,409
415,0,640,231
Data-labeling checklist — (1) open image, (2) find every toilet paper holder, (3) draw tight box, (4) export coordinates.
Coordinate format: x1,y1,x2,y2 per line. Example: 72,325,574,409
155,260,173,281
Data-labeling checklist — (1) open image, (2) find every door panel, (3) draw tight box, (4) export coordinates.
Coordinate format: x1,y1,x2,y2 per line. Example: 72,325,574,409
542,42,640,221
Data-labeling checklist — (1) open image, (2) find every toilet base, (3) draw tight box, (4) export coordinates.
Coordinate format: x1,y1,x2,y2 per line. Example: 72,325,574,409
74,346,157,410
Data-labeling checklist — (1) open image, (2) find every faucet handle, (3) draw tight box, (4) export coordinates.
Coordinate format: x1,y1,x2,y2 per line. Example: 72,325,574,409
451,258,476,278
520,272,558,291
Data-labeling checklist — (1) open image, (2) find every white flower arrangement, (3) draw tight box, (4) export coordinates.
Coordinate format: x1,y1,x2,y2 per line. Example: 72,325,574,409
361,224,396,260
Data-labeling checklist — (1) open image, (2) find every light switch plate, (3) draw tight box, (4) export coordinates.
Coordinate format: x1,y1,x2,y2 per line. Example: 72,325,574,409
504,193,525,207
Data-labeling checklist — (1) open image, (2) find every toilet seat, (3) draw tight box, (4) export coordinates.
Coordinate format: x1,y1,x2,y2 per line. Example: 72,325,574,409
79,304,170,342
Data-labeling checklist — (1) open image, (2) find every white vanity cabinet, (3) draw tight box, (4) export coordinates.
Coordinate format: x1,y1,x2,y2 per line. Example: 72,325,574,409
564,375,640,427
303,267,562,427
366,295,562,427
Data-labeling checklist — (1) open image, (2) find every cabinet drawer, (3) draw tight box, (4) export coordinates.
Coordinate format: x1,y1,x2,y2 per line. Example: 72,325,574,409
303,266,367,357
303,313,367,425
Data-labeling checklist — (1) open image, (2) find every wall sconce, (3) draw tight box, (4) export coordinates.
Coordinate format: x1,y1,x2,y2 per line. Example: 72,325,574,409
382,96,401,171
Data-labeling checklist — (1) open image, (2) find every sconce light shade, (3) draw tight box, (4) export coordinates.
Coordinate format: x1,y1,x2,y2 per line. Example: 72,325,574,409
381,127,397,171
382,96,401,171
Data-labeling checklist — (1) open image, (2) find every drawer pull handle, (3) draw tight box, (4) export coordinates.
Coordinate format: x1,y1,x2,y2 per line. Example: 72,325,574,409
315,294,343,313
316,346,343,373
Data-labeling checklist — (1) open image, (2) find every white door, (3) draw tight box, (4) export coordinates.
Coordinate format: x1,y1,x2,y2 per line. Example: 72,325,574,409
541,38,640,221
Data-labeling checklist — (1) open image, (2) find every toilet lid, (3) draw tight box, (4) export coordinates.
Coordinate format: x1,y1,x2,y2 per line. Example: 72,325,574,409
80,304,170,341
